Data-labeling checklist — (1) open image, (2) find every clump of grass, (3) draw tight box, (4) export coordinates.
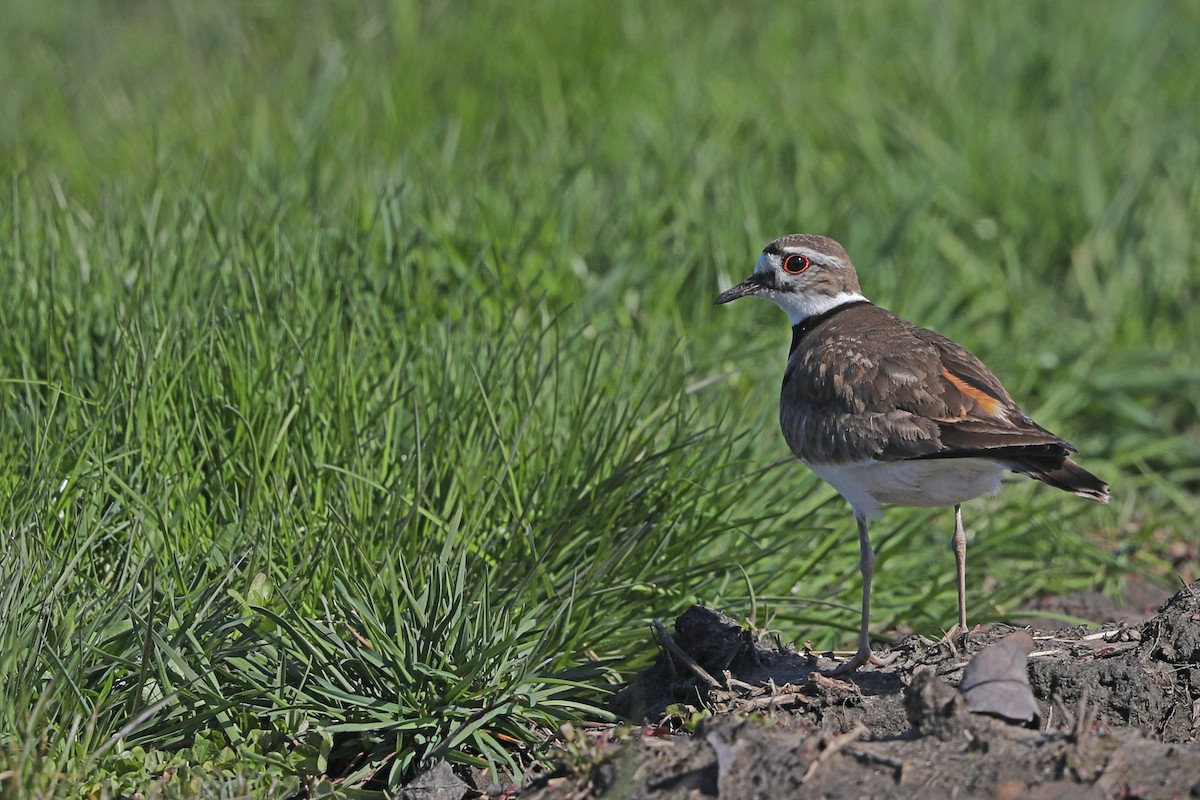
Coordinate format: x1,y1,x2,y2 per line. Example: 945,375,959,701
0,186,785,795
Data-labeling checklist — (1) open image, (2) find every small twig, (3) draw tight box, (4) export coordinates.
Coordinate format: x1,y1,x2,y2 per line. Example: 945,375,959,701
844,745,906,771
810,672,860,695
737,689,813,713
723,673,760,693
652,619,723,689
1051,691,1075,732
802,721,869,782
661,635,679,682
1074,686,1094,750
1029,649,1066,658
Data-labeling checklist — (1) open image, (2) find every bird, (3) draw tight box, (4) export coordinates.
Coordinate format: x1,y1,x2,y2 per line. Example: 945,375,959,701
715,234,1109,674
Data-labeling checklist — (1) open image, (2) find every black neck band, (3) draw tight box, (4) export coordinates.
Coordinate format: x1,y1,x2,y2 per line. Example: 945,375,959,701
789,300,871,356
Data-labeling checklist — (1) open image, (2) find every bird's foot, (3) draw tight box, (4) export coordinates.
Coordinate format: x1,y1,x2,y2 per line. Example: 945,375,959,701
821,646,898,676
934,623,975,657
941,623,969,642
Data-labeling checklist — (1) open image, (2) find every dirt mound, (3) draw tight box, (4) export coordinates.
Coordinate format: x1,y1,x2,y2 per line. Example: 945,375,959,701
526,581,1200,799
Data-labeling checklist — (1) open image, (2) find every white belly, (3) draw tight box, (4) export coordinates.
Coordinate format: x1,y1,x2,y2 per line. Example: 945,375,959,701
808,458,1005,519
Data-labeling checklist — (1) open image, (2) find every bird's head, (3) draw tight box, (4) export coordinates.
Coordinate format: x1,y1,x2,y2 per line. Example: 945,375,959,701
714,234,866,324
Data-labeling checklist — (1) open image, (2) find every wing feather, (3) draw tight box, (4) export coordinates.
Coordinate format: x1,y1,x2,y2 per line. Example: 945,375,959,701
780,304,1072,462
780,303,1108,501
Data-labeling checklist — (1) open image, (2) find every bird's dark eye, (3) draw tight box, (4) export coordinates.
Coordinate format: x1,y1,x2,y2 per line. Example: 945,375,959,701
782,254,811,274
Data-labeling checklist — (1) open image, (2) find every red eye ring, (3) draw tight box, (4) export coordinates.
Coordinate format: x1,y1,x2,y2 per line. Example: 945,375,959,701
782,254,811,274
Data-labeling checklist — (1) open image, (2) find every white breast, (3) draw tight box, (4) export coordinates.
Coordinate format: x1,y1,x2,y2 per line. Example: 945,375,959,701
808,458,1006,519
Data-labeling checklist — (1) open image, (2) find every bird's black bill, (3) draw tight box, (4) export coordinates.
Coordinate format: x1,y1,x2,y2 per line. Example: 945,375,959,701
714,275,766,305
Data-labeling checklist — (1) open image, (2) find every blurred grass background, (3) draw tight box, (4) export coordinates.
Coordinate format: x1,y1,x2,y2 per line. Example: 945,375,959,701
1,0,1197,796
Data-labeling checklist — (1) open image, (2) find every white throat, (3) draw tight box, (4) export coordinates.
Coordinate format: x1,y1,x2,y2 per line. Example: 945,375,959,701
770,290,868,325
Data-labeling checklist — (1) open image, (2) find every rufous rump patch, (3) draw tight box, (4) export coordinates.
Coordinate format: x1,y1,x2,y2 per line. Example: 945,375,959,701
943,368,1007,419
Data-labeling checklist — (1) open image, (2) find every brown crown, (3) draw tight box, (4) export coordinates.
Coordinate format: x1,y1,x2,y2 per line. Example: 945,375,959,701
764,234,861,295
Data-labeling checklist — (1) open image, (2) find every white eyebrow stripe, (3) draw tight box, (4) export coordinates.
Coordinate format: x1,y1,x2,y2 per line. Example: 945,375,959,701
780,246,836,264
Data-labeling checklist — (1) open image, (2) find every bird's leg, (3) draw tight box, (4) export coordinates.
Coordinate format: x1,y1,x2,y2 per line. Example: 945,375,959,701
824,512,896,675
942,503,969,641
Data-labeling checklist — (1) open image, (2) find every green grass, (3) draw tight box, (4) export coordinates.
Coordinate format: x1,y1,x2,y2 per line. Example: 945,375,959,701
2,1,1198,796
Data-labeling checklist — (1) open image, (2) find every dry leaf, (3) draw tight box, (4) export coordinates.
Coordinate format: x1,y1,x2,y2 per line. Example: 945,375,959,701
959,630,1040,725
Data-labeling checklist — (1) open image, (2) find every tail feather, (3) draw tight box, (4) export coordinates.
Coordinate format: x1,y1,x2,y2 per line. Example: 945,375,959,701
1013,457,1110,503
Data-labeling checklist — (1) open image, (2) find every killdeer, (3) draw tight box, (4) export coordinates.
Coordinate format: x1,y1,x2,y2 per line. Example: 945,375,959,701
716,234,1109,674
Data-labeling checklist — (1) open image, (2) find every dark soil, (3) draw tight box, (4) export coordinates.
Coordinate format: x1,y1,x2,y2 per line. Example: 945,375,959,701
523,580,1200,800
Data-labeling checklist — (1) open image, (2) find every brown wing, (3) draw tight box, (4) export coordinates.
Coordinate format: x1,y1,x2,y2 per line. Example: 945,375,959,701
780,303,1108,501
911,328,1108,501
908,326,1073,458
780,304,1069,463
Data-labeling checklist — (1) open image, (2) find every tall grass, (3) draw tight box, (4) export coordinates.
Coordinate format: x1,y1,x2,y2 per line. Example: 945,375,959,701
1,1,1197,796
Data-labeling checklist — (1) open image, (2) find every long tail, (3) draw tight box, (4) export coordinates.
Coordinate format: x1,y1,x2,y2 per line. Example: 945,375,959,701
1013,457,1110,503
